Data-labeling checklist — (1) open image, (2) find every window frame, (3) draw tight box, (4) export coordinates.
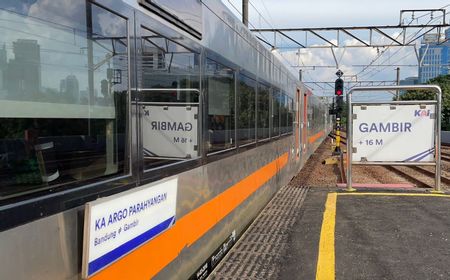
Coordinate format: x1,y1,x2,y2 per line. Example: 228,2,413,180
237,71,257,148
256,80,271,142
0,0,136,231
136,10,204,180
137,25,202,173
204,51,238,157
270,88,281,138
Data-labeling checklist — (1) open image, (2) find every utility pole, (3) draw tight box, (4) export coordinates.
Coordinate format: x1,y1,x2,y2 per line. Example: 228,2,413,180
396,67,400,100
242,0,249,27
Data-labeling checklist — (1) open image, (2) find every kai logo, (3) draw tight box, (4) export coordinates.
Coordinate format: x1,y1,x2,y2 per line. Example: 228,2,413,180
414,109,431,117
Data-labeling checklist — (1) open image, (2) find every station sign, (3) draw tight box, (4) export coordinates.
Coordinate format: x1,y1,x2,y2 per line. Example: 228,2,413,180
82,178,178,278
352,104,435,162
142,105,198,159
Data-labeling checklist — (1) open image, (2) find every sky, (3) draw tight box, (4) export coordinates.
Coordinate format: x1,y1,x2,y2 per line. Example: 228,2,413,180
221,0,450,99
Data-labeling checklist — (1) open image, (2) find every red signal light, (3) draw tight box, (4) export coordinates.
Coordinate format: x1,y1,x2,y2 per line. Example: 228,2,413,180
335,78,344,96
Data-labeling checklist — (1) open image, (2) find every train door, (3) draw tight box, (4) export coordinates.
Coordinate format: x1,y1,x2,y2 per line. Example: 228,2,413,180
302,90,309,155
295,88,301,160
134,14,203,181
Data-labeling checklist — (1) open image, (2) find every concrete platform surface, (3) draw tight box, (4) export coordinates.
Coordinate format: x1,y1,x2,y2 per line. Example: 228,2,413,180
280,189,450,280
212,186,450,279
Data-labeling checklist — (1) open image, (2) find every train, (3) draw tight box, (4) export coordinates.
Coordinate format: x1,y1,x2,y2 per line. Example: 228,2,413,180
0,0,332,279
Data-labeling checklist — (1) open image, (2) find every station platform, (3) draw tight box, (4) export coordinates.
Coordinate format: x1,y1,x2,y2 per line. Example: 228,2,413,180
210,186,450,279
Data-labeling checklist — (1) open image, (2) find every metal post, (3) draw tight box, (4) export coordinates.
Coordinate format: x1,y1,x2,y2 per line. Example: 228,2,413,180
335,114,341,153
86,2,94,136
435,87,442,192
396,67,400,100
242,0,249,27
346,91,355,191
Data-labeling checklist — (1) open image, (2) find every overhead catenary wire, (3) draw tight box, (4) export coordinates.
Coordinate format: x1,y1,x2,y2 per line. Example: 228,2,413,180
228,1,449,95
227,0,317,82
356,8,449,80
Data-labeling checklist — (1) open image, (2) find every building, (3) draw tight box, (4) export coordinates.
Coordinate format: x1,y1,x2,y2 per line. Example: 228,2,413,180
5,39,41,99
399,76,419,86
0,44,7,90
399,76,419,96
60,75,80,103
418,30,450,83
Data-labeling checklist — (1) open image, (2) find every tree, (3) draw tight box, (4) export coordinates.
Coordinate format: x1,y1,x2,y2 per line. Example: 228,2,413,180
398,75,450,130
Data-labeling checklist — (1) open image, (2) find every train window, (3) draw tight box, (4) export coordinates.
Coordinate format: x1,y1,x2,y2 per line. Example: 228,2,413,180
0,1,129,199
138,27,200,170
206,59,236,154
271,89,280,137
237,74,256,146
280,94,288,134
287,97,294,133
257,83,270,140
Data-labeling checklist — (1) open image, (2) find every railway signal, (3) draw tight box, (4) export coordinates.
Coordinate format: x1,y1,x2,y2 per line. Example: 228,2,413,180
335,78,344,96
333,72,344,155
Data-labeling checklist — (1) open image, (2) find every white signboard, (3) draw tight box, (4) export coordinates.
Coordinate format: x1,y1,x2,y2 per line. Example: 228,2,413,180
352,104,435,162
82,178,178,278
422,33,439,44
142,105,198,158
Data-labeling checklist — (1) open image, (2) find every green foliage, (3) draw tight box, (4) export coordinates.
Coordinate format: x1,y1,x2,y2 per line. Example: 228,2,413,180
399,75,450,130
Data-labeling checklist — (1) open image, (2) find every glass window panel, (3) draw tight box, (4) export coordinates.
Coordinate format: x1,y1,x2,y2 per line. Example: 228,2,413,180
139,27,200,170
206,59,235,153
287,97,294,133
257,83,270,140
237,74,256,145
140,28,200,103
271,89,280,137
280,93,288,134
0,1,129,199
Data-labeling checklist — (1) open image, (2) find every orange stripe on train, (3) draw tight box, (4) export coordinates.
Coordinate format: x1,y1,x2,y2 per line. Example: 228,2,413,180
308,130,324,144
91,153,289,280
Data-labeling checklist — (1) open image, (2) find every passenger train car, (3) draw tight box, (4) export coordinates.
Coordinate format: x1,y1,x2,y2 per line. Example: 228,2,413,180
0,0,331,279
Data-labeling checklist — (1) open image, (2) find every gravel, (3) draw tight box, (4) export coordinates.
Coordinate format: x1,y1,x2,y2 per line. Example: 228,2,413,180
291,136,448,191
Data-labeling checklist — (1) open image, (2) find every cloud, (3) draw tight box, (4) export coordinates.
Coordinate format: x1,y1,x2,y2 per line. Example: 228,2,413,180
277,36,418,96
96,9,126,38
28,0,86,30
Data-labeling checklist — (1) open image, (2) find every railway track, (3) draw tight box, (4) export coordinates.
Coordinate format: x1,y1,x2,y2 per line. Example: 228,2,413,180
384,165,450,188
328,133,347,146
329,133,450,189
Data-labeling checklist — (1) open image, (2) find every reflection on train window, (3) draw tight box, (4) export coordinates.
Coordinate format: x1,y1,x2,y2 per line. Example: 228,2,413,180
138,27,200,170
139,27,200,103
238,74,256,146
271,89,280,137
206,59,235,154
287,97,294,133
257,83,270,140
280,93,288,134
0,1,129,199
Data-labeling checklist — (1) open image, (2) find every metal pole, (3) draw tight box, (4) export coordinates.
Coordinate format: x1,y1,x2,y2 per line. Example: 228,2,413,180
242,0,249,27
299,69,302,81
435,87,442,192
86,1,94,136
335,112,341,153
396,67,400,100
346,90,355,191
